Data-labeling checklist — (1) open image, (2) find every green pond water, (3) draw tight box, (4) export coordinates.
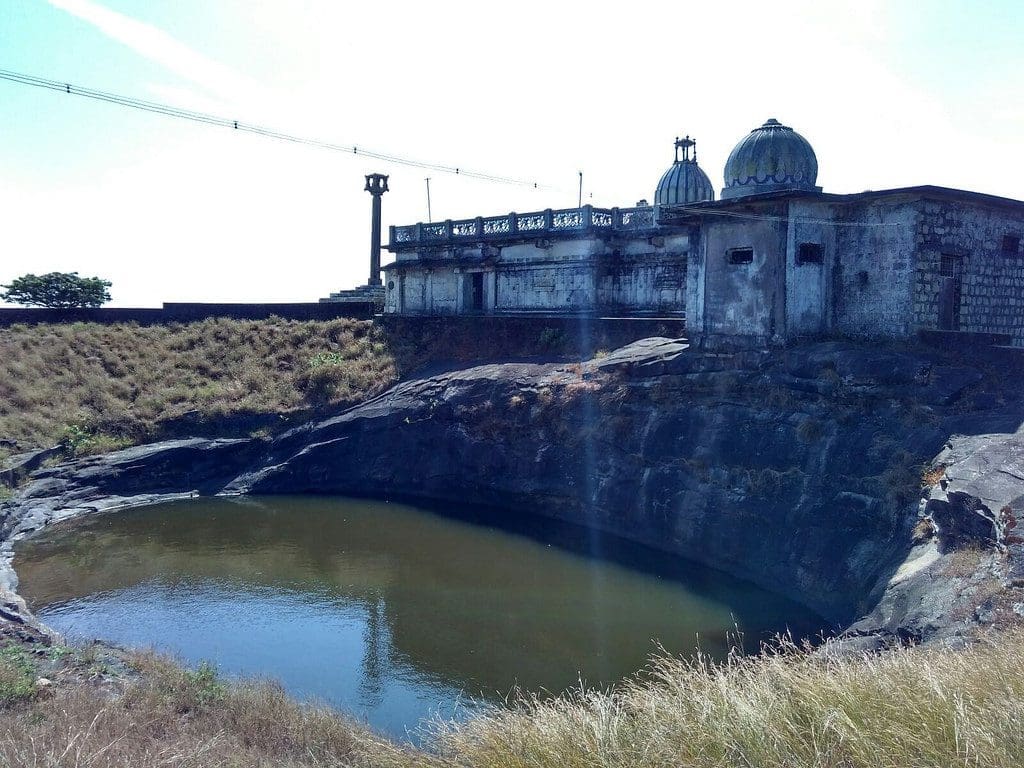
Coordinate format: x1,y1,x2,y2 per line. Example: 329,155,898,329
15,496,826,741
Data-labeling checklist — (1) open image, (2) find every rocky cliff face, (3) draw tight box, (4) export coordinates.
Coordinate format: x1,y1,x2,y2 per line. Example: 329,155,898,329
3,338,1023,645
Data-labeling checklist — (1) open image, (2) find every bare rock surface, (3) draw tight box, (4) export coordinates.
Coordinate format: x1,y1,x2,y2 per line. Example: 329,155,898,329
2,338,1023,649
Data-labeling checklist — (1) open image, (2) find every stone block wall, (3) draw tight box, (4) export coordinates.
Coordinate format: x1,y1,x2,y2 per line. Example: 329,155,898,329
832,199,918,339
0,302,376,327
913,199,1024,345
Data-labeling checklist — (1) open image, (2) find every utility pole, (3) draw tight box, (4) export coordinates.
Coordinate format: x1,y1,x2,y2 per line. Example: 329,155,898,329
425,177,432,223
364,173,389,287
578,171,583,208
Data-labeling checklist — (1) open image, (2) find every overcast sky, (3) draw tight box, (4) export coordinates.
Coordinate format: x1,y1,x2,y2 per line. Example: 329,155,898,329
2,0,1022,306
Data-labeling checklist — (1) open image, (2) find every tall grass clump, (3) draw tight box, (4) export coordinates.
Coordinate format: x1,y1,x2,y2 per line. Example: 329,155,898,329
0,644,37,707
0,634,1023,766
429,632,1024,768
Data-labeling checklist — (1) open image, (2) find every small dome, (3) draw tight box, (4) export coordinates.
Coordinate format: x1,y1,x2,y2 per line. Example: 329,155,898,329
655,136,714,206
721,118,818,200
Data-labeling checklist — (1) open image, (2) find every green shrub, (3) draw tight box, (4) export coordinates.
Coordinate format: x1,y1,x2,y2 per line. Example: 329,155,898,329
1,272,111,309
882,449,924,505
537,327,567,349
60,424,132,456
0,645,36,707
796,417,824,443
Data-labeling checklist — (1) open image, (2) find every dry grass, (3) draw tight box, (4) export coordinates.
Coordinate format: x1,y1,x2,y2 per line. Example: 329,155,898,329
0,318,399,450
3,633,1024,767
0,317,608,455
796,416,824,443
944,546,987,578
922,463,948,487
0,649,418,768
429,632,1024,768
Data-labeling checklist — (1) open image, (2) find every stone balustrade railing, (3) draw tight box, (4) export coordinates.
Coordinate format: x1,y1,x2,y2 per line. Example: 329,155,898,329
389,204,657,249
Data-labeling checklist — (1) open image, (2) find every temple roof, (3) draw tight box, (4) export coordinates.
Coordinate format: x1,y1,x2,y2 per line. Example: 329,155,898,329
655,136,714,205
721,118,819,200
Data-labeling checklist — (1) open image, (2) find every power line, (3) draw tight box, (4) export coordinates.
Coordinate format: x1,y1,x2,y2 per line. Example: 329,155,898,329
0,68,917,226
0,68,567,191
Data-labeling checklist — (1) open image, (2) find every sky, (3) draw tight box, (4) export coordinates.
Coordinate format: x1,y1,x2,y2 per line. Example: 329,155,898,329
1,0,1023,306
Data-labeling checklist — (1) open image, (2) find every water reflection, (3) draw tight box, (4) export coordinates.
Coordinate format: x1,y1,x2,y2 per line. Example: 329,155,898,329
15,496,825,740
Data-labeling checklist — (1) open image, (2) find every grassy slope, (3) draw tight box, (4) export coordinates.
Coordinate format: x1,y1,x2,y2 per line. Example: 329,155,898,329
1,634,1021,767
0,318,399,455
0,317,591,457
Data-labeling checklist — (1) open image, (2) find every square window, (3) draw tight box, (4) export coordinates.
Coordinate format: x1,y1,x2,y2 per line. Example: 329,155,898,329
797,243,823,264
727,247,753,264
940,254,963,278
1002,234,1020,255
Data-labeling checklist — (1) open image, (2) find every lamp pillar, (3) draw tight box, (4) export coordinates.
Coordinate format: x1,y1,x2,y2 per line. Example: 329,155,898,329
364,173,389,287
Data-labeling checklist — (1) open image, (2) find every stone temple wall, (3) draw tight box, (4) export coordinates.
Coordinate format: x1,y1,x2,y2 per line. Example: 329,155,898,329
913,199,1024,345
386,234,689,316
385,192,1024,345
831,198,919,340
785,200,838,336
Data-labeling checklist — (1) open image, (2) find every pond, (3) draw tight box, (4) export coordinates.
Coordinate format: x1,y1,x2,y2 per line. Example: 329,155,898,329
14,496,826,741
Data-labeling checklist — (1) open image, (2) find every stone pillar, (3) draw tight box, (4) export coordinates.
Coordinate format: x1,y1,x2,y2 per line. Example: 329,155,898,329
364,173,389,286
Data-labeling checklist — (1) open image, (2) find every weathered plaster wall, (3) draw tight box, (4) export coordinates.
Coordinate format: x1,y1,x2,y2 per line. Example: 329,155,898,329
700,206,787,341
595,255,686,312
785,201,838,336
386,234,688,315
391,270,461,315
913,200,1024,345
687,235,706,335
831,199,918,338
399,271,426,313
495,261,596,311
499,238,606,263
384,274,401,313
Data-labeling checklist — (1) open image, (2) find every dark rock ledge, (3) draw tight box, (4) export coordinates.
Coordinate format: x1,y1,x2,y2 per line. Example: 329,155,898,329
2,338,1023,650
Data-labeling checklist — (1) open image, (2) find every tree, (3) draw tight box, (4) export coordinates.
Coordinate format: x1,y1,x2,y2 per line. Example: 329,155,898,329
1,272,112,309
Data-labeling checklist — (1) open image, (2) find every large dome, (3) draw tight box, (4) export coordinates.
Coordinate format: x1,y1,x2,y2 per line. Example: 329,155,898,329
721,118,818,200
655,136,714,206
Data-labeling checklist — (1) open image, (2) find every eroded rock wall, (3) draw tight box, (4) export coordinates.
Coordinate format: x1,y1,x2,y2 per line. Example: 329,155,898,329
4,338,1023,642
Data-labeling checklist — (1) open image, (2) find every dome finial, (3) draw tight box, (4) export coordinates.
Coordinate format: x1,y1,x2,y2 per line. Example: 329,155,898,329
674,135,696,162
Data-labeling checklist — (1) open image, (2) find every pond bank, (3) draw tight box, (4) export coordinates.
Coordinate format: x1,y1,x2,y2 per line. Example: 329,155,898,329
2,337,1024,652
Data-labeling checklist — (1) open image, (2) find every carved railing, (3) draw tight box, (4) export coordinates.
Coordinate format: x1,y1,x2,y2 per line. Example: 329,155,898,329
389,204,658,248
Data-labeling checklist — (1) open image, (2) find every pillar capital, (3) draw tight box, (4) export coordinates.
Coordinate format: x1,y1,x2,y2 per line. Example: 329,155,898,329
365,173,389,196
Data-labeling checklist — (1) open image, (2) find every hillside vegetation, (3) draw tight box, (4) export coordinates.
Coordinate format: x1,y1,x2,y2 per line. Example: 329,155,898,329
0,317,608,458
0,318,402,455
0,632,1021,767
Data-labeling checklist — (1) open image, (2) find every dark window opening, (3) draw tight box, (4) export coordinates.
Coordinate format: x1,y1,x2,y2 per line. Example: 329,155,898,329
469,272,484,311
940,254,964,278
797,243,823,264
938,254,964,331
727,247,753,265
1002,234,1020,255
